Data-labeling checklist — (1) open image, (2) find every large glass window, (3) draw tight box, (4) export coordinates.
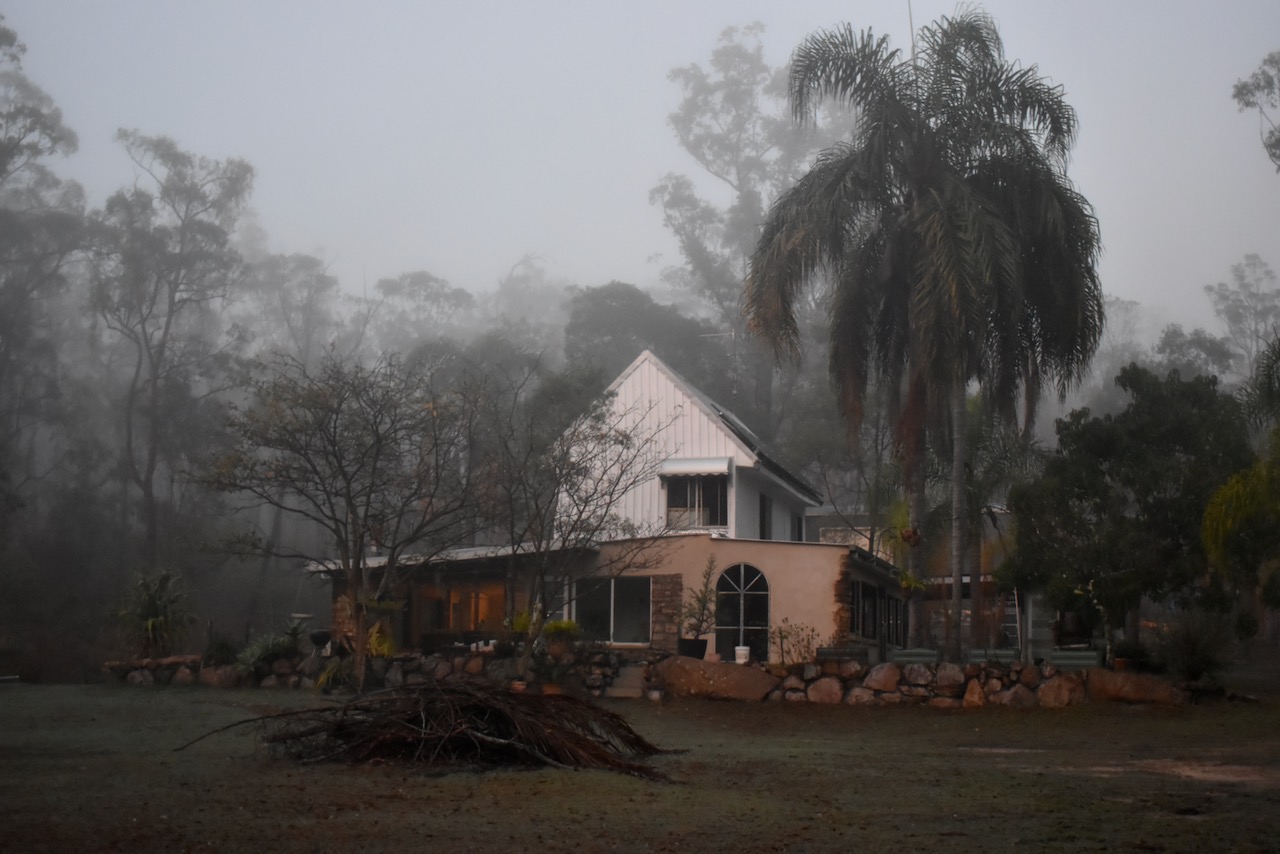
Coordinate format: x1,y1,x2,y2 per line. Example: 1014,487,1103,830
850,580,879,640
416,579,506,645
576,576,651,644
666,475,729,528
714,563,769,661
758,495,773,540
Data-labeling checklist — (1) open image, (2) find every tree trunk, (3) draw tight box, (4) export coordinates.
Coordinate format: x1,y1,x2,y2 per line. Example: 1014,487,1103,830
949,382,966,663
352,602,368,694
906,435,928,648
969,531,985,648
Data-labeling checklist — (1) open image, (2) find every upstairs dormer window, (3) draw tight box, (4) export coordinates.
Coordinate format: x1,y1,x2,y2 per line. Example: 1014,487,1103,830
666,474,728,529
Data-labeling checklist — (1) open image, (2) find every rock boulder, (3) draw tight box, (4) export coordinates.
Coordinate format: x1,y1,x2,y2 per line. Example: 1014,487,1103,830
1086,668,1186,705
1037,674,1086,708
655,656,780,701
805,676,844,704
862,663,902,692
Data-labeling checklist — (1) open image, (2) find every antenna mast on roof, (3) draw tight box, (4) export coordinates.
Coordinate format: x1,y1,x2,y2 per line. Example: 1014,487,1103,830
908,0,917,64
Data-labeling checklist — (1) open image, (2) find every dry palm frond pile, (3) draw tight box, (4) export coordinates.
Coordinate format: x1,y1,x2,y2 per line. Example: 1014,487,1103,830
186,679,670,779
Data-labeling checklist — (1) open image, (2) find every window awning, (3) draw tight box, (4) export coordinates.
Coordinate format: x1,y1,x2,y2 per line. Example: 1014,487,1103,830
660,457,733,476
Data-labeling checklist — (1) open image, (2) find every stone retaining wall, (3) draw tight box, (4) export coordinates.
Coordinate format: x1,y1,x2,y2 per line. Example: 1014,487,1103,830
649,656,1186,707
106,651,1185,706
773,659,1089,708
104,648,635,697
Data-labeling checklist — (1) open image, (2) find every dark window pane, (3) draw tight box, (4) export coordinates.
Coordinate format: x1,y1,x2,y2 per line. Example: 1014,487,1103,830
613,577,650,643
744,628,769,662
667,478,690,509
707,477,727,526
743,592,769,628
576,580,611,642
715,590,741,628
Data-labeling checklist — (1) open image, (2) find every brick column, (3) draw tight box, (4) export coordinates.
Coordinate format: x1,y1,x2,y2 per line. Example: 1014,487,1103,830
650,573,683,652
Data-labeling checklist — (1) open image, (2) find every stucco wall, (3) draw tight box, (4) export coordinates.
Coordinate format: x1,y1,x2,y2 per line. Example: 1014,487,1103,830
605,533,850,663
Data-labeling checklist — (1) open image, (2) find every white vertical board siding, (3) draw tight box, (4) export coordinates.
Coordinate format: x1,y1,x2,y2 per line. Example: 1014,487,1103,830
608,353,756,534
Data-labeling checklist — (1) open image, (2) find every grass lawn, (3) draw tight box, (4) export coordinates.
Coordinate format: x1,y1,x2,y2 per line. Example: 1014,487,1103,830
2,670,1279,853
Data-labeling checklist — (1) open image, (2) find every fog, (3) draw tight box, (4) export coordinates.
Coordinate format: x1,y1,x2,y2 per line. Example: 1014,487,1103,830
4,0,1280,679
8,0,1279,330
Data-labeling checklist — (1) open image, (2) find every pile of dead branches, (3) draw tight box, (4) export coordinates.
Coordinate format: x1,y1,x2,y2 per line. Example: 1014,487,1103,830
183,679,670,779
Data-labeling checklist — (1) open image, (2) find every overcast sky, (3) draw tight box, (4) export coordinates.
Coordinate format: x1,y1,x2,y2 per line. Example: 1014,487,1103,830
7,1,1280,336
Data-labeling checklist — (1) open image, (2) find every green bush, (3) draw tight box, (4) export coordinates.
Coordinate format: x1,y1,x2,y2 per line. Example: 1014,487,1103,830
202,638,239,667
236,618,307,677
541,619,581,640
117,570,195,657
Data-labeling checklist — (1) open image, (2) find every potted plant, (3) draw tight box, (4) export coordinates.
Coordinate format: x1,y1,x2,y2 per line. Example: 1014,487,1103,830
541,618,580,661
678,558,718,659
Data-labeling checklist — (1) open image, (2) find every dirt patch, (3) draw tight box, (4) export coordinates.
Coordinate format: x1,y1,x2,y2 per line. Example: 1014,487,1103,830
1082,759,1280,787
4,684,1280,852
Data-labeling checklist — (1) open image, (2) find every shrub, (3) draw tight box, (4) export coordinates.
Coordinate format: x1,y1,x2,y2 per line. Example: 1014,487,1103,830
1154,607,1235,682
770,618,819,666
236,618,307,677
117,570,195,657
541,619,581,640
681,558,717,639
202,638,239,667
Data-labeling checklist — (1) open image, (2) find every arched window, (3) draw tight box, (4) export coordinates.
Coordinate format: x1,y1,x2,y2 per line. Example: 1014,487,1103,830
714,563,769,662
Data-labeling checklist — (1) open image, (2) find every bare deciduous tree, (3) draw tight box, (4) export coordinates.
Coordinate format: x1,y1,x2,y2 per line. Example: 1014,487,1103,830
204,351,479,690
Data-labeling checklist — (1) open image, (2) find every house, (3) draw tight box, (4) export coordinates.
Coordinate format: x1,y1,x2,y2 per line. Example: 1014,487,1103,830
352,350,906,664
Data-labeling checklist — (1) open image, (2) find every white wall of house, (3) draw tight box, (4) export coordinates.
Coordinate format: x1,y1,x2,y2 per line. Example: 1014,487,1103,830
606,351,816,541
735,467,809,542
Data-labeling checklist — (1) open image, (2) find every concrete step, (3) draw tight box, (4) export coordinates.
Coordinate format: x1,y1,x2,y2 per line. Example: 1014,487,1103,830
604,663,646,699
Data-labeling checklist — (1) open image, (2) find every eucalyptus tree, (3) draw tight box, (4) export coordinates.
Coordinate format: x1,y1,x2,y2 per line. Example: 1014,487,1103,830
90,131,254,571
652,24,849,440
1203,254,1279,380
364,270,476,358
1233,50,1280,171
239,253,343,368
0,14,83,533
744,11,1102,658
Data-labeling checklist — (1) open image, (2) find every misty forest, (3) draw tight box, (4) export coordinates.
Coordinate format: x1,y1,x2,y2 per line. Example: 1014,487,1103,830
3,11,1279,681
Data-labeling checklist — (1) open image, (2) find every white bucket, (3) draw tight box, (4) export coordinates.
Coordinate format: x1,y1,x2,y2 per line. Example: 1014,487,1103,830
734,645,750,664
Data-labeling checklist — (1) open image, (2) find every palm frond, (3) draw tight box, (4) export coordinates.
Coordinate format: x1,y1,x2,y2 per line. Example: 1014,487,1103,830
789,24,902,124
1241,335,1280,424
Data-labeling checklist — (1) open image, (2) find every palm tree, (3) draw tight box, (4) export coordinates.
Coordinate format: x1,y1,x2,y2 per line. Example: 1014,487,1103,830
745,11,1102,659
1240,335,1280,428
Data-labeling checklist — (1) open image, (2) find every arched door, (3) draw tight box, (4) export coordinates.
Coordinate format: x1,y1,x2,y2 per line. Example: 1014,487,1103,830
714,563,769,662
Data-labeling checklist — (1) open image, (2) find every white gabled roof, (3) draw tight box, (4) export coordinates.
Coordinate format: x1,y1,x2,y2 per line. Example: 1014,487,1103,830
607,349,821,506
